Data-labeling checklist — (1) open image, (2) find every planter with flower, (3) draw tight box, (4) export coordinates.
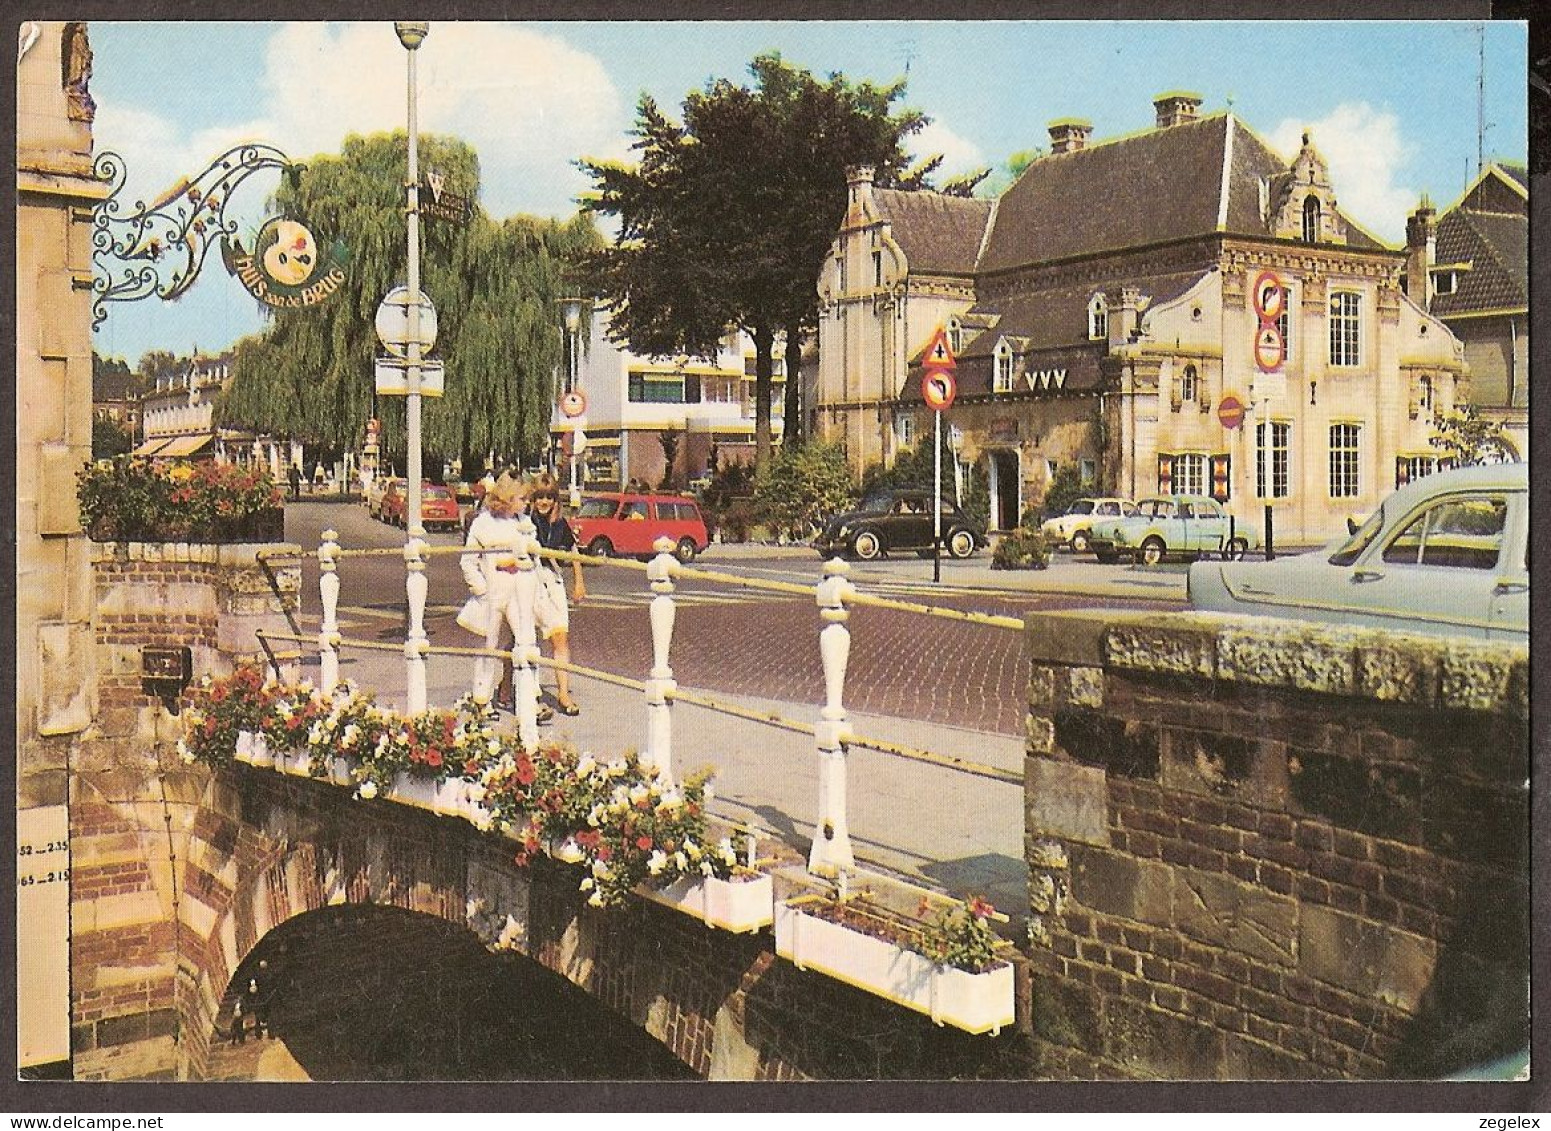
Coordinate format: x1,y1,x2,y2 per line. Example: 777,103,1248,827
774,888,1015,1035
78,455,285,543
179,665,277,770
480,747,773,930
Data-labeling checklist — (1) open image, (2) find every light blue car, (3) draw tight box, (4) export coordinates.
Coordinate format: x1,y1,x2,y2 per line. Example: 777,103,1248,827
1187,463,1528,641
1087,495,1256,566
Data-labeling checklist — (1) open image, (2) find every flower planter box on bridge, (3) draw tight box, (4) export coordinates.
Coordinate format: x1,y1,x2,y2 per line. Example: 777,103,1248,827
638,872,774,934
774,895,1015,1036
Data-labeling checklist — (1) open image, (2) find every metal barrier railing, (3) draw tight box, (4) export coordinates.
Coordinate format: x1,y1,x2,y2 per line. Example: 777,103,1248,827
261,520,1024,879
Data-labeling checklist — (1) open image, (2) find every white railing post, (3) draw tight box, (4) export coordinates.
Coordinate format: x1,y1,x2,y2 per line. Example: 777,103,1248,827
809,557,856,877
404,536,429,714
512,514,541,750
317,528,341,695
644,536,679,784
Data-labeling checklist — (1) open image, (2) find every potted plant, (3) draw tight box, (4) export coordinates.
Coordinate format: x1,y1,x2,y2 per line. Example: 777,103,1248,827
78,455,285,543
774,890,1015,1035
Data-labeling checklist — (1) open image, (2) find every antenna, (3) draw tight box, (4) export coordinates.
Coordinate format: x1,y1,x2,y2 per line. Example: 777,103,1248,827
901,38,917,78
1477,22,1486,174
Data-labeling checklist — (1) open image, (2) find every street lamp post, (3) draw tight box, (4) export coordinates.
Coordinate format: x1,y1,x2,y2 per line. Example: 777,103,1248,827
561,297,584,510
395,20,428,539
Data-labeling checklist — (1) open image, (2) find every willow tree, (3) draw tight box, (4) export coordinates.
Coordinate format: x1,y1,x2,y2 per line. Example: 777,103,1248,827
217,132,599,471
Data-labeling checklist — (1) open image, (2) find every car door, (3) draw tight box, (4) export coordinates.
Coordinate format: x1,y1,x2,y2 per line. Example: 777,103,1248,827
888,497,932,549
1487,491,1529,640
1186,500,1228,553
1360,491,1510,636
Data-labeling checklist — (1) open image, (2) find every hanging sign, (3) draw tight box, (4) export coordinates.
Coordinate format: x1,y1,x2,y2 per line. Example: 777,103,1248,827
560,390,588,419
375,285,439,358
374,357,445,397
222,217,348,308
419,170,472,224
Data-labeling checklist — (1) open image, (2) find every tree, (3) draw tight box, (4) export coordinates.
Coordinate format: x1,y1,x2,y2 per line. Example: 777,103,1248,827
216,132,599,471
752,439,854,540
135,349,184,388
1430,404,1515,465
92,415,134,459
581,54,934,469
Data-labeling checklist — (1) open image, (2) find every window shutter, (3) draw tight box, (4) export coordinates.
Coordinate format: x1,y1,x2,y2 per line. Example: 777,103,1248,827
1210,454,1232,502
1157,453,1174,494
1395,456,1410,490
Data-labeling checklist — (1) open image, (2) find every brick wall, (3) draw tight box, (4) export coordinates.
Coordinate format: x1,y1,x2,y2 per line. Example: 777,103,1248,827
1023,610,1529,1080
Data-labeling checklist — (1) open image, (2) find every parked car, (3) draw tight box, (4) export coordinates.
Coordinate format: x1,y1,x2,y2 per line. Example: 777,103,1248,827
1188,463,1528,641
365,475,400,519
378,481,460,530
1087,495,1254,565
570,491,710,564
813,488,988,561
1040,497,1138,554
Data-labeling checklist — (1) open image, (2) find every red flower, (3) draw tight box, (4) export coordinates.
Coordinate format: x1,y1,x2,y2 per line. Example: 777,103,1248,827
463,758,481,776
515,756,536,785
575,830,600,849
425,748,443,769
969,897,996,920
203,718,216,737
635,836,653,851
596,844,613,862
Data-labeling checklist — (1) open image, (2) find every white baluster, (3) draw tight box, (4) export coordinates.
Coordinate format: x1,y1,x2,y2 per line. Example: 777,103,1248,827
512,515,541,750
317,528,341,695
404,536,429,714
809,557,855,876
644,536,679,784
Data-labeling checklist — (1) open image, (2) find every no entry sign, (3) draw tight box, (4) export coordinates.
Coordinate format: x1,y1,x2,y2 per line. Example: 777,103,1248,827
1218,392,1246,430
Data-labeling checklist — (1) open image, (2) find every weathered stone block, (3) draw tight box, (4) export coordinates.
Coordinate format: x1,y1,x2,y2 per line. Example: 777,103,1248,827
1104,997,1224,1079
1218,623,1356,696
1068,666,1104,708
1028,665,1056,710
1173,866,1297,967
1356,641,1439,706
1106,623,1216,678
1033,972,1104,1055
1300,904,1436,1011
1026,611,1110,668
1221,1031,1312,1079
1070,844,1171,927
1026,713,1056,756
1027,757,1110,846
1439,642,1526,714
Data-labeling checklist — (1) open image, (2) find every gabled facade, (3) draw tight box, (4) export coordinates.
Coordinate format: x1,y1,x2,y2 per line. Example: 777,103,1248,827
1402,162,1528,458
816,93,1468,543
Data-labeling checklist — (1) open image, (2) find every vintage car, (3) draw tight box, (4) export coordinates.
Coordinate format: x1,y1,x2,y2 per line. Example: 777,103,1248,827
365,475,402,520
1188,463,1528,641
570,491,710,564
1039,497,1138,553
1086,494,1255,565
380,481,461,531
813,488,987,561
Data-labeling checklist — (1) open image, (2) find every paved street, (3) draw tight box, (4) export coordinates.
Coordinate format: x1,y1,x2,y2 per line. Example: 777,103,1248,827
272,500,1186,917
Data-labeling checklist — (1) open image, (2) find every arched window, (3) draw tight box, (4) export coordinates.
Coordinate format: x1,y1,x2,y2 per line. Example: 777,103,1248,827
1302,196,1322,242
1088,294,1108,341
1180,364,1198,403
993,340,1015,392
947,316,963,355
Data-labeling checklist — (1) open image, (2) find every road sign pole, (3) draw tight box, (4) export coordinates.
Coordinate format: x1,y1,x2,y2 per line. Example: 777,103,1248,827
1260,396,1275,561
933,407,942,584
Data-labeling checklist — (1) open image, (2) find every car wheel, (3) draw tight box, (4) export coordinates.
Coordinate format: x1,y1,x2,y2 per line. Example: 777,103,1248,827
674,537,698,565
1070,529,1091,555
851,530,882,561
948,529,976,559
587,537,614,558
1095,550,1119,564
1224,537,1248,561
1139,537,1166,567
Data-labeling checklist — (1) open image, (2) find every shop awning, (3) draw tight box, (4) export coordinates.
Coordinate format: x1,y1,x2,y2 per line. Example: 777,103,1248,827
130,437,175,457
156,435,214,458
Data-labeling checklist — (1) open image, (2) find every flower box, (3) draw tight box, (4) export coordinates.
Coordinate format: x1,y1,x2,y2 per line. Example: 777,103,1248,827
639,872,774,934
388,771,441,811
234,730,271,768
774,897,1015,1036
277,746,312,777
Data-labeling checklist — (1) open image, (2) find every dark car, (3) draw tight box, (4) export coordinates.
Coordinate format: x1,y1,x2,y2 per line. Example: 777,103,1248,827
814,489,987,561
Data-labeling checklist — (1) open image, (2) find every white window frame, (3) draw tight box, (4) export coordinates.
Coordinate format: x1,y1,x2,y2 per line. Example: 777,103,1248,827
1302,196,1322,242
1172,453,1208,496
1329,291,1362,368
897,414,916,448
947,316,963,355
1088,294,1108,341
1329,422,1362,499
993,341,1015,392
1180,364,1198,404
1255,420,1292,499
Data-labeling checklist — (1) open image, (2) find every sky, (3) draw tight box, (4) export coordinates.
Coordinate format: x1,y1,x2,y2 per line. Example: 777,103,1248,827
82,18,1528,367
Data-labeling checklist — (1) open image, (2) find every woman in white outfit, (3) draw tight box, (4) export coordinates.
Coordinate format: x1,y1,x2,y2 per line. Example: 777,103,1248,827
460,473,536,708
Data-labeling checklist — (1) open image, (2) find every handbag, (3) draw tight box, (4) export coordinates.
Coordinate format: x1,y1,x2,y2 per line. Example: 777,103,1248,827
456,594,491,636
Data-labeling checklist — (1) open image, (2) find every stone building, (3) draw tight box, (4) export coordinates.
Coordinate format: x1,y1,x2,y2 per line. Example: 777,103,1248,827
815,94,1468,543
1402,161,1528,460
16,19,107,1074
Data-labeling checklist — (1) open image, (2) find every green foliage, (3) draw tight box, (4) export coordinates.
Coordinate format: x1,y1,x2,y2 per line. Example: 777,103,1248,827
752,440,854,539
657,429,682,490
216,132,600,470
77,456,285,542
698,457,757,541
1430,404,1515,465
1029,463,1087,525
91,416,135,459
990,528,1050,571
860,430,989,528
915,896,1006,973
135,349,185,386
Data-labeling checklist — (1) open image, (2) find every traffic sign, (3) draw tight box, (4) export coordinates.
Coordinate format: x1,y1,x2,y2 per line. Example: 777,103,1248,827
922,369,956,411
920,325,957,371
1254,323,1285,373
560,390,588,419
374,286,439,358
1218,392,1246,430
1251,270,1286,320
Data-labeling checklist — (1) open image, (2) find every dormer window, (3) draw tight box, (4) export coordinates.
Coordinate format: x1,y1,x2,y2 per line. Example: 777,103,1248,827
1302,196,1322,242
1435,270,1458,296
1088,294,1108,341
993,340,1015,393
947,316,963,356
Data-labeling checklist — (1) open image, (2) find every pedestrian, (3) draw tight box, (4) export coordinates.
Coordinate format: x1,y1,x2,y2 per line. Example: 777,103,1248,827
241,970,263,1040
526,471,585,716
287,463,302,500
460,472,553,720
229,994,245,1045
252,959,272,1039
313,462,326,491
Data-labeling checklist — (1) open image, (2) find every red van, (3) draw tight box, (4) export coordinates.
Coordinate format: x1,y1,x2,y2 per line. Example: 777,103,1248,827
570,492,710,563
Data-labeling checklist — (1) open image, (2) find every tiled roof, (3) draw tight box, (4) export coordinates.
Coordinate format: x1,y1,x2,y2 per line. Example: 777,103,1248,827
873,188,993,276
1432,208,1528,316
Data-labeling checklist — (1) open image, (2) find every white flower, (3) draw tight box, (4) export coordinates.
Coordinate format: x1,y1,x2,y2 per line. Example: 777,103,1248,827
684,838,701,859
575,754,596,778
590,859,612,879
673,851,688,870
647,850,668,876
586,804,604,828
628,783,649,805
308,722,325,746
700,861,715,877
716,840,738,867
357,780,379,800
342,724,360,748
177,739,194,764
587,891,605,907
579,877,595,891
555,839,584,864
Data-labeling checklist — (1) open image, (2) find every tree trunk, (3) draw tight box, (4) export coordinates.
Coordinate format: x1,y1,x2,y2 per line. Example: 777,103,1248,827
782,322,804,448
752,323,775,470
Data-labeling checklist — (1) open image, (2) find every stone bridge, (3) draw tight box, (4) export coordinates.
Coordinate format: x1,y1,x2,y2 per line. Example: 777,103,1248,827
66,540,1529,1081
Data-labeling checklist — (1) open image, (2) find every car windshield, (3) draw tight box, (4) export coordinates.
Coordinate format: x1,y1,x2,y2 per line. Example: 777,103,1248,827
858,493,893,514
1328,505,1385,566
1068,500,1096,515
576,499,617,519
425,487,453,500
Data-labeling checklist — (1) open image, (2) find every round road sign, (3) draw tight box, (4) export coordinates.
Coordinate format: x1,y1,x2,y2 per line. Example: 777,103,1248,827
560,390,588,418
1251,270,1286,321
1218,393,1246,430
1254,324,1286,373
374,285,439,358
922,369,956,411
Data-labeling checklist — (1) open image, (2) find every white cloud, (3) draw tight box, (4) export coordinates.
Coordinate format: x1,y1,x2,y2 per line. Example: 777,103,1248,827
910,117,986,180
1268,103,1417,245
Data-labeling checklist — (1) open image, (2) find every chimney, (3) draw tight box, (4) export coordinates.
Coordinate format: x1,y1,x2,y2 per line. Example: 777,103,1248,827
1405,194,1437,308
844,164,876,226
1153,91,1203,129
1047,118,1093,155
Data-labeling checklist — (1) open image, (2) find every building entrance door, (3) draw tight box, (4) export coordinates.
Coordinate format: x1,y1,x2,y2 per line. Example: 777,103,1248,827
988,450,1021,531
